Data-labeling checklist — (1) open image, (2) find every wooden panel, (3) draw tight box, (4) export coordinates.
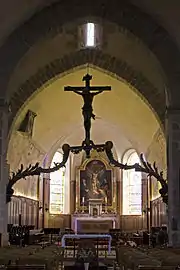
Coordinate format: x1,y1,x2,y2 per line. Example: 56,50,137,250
121,215,143,232
8,196,38,227
48,214,71,229
151,197,167,227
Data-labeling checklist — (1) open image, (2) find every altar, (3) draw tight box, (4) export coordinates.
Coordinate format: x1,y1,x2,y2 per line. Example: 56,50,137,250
72,157,119,233
71,214,117,234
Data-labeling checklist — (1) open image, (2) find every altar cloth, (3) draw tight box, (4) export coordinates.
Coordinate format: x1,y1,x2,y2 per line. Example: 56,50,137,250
61,234,112,253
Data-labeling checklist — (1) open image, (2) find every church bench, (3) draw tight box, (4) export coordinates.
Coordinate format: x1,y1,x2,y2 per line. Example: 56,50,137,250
116,246,161,270
64,238,110,251
37,242,50,246
138,266,177,270
6,265,46,270
64,261,107,270
139,248,180,266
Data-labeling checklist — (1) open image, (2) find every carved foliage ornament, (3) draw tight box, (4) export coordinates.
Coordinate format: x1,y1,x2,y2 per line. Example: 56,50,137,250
7,141,168,205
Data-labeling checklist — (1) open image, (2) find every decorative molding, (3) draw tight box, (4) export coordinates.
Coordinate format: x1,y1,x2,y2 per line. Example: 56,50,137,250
166,107,180,115
12,194,38,202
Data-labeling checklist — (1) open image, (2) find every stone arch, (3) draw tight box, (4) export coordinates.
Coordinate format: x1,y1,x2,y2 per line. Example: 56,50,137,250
9,49,165,130
0,0,179,115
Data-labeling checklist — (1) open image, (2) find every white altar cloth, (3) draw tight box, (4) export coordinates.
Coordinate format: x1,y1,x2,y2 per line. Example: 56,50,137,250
61,234,112,253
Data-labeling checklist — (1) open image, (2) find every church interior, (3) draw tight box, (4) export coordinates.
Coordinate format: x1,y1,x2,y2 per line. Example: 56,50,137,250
7,66,166,233
1,0,180,269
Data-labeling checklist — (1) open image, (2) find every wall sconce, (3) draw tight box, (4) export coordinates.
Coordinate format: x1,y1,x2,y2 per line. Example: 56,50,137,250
39,206,49,212
142,208,150,214
45,203,49,212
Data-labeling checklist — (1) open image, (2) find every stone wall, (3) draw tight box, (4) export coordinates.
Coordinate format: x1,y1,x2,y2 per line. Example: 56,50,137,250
7,131,45,199
145,128,166,199
145,128,167,227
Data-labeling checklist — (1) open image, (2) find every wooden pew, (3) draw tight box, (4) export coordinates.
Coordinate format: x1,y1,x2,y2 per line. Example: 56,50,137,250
138,266,177,270
6,265,46,270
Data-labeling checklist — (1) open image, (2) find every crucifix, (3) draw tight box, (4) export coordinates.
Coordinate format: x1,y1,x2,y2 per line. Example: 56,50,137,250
64,73,111,145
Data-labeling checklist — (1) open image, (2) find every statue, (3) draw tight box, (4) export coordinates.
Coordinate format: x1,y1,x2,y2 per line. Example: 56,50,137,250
64,73,111,144
73,86,103,141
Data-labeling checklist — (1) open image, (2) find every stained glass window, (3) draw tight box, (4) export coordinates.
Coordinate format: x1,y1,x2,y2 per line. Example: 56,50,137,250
50,152,65,214
123,150,142,215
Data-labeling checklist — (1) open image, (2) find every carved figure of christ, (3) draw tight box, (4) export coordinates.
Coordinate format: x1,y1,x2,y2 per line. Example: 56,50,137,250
64,73,111,142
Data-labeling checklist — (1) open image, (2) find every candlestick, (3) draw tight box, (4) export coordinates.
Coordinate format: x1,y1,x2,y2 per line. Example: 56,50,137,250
82,197,85,213
105,196,108,213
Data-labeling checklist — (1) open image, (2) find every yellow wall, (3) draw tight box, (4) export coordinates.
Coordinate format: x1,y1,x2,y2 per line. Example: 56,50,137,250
7,131,45,199
145,128,166,199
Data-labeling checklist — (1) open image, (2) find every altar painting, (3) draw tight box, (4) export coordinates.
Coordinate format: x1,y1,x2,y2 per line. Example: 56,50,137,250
80,160,112,206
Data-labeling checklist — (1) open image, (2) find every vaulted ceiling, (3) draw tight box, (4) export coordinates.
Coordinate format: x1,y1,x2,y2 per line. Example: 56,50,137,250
0,0,180,47
3,0,174,165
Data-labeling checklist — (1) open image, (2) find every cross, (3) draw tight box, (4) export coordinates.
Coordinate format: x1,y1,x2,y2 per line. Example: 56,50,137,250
64,73,111,157
64,73,111,92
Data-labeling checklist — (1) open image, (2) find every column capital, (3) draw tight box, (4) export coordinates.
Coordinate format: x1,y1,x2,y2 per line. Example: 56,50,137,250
166,106,180,115
0,99,11,113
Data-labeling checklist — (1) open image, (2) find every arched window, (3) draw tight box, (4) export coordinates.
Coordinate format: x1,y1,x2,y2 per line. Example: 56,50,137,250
86,23,95,47
78,22,102,49
49,152,69,214
123,150,142,215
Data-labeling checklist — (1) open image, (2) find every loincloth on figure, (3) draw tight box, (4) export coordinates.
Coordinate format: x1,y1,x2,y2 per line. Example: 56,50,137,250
82,107,96,120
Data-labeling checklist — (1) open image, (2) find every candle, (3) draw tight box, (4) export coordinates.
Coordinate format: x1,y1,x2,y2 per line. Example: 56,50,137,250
82,197,85,203
105,196,107,204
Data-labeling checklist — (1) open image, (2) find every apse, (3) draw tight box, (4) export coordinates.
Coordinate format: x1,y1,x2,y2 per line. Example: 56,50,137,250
6,65,166,229
9,66,161,162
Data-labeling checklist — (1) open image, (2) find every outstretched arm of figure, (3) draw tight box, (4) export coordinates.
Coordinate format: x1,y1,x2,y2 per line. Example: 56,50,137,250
93,91,103,96
73,90,83,96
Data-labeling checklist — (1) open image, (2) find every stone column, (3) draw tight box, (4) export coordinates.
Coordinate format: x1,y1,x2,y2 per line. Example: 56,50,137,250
0,101,10,246
166,108,180,247
70,180,75,213
43,176,50,228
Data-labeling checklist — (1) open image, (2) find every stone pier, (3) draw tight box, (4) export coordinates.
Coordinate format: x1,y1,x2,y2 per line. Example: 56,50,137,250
0,101,9,246
167,108,180,247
